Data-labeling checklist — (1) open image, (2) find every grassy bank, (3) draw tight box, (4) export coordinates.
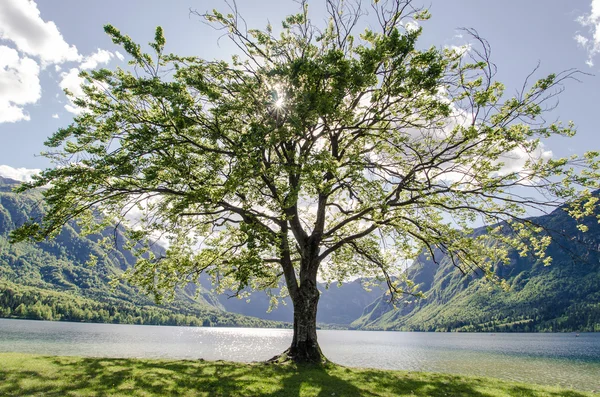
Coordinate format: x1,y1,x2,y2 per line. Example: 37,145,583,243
0,352,593,396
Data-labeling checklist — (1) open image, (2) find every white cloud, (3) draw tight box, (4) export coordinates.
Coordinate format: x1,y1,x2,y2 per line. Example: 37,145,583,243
437,141,554,187
496,144,553,177
59,67,86,114
0,0,82,124
59,67,85,97
0,0,80,65
80,48,114,70
51,113,59,119
0,45,41,123
0,1,119,123
115,51,125,61
0,165,41,182
60,59,112,114
575,0,600,67
64,103,84,115
575,34,589,47
404,20,419,33
446,43,472,56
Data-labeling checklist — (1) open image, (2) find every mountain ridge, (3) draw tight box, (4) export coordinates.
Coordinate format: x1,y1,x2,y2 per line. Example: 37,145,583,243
351,197,600,332
2,174,598,331
0,176,375,326
0,177,287,327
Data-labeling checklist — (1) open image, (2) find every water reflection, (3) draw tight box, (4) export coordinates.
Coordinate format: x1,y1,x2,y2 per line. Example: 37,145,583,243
1,319,599,391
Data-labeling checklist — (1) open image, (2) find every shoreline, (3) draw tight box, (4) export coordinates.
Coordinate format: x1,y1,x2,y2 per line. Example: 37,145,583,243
2,317,597,333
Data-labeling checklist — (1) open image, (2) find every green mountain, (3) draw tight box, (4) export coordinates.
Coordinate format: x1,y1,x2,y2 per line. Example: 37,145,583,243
0,176,283,328
214,279,383,325
5,173,598,332
352,197,600,332
0,175,373,327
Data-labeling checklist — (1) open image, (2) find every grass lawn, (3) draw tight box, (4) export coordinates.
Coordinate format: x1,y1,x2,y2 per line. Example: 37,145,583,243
0,352,594,396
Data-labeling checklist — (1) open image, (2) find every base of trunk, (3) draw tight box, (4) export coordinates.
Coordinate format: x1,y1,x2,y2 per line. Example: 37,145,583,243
267,345,328,365
274,274,324,364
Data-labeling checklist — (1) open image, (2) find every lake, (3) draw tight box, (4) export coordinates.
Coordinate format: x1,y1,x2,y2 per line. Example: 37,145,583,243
1,318,599,391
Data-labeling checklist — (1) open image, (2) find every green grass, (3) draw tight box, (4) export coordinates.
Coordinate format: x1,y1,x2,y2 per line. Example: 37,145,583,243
0,352,594,396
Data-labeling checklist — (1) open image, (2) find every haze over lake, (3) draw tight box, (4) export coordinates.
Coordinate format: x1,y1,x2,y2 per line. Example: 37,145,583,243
1,319,599,391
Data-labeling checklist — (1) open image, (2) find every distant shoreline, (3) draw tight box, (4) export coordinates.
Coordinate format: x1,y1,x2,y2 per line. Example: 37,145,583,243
2,317,597,333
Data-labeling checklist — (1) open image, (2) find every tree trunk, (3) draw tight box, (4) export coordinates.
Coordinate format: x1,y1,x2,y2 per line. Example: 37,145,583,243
286,280,324,363
271,230,326,364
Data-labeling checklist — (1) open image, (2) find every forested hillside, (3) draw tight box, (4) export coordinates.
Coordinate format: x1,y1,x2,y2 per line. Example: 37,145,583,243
0,176,284,328
4,174,599,332
352,197,600,332
0,176,373,327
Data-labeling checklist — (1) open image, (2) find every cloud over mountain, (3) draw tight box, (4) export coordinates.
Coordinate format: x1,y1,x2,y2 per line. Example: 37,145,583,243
0,165,40,182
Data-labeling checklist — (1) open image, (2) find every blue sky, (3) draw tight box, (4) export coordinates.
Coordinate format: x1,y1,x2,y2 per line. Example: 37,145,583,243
0,0,599,180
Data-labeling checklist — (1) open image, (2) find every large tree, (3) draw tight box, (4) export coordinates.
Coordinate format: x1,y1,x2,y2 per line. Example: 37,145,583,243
12,0,599,362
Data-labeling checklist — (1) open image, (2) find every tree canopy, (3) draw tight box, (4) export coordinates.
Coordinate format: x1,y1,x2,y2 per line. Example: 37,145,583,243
12,0,600,362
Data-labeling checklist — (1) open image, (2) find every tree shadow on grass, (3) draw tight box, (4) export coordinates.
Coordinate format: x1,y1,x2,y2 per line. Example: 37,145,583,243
0,355,594,396
505,385,592,397
0,356,250,396
344,368,594,397
261,363,489,397
261,364,593,397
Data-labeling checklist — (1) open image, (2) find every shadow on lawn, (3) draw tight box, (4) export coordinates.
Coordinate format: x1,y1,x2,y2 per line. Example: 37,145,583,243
0,355,592,397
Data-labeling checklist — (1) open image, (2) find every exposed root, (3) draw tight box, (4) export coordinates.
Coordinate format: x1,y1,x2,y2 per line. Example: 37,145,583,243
265,349,293,365
265,348,329,366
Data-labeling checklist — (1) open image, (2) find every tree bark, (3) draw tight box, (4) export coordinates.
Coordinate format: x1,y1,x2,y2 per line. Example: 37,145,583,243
271,222,326,364
286,279,324,363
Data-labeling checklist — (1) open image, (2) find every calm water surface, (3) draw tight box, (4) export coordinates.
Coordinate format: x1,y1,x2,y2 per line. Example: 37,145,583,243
1,319,599,391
